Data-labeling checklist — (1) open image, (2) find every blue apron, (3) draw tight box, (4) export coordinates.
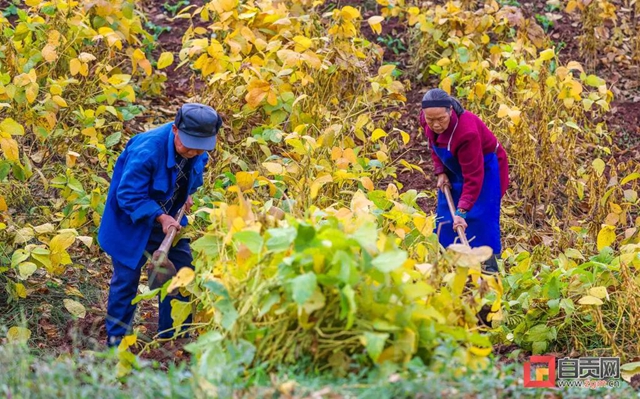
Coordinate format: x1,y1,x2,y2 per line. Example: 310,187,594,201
432,119,502,255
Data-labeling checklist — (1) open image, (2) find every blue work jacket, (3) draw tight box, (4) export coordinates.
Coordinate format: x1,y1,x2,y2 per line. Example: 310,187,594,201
97,123,208,269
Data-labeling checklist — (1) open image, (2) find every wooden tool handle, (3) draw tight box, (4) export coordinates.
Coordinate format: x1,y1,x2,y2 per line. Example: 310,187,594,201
442,185,470,246
157,205,186,254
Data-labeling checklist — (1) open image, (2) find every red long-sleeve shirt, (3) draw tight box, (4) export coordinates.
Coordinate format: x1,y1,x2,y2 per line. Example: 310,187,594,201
419,110,509,211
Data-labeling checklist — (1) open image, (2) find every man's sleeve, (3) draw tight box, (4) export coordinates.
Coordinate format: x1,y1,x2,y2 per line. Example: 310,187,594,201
456,130,484,211
115,150,163,225
419,111,445,175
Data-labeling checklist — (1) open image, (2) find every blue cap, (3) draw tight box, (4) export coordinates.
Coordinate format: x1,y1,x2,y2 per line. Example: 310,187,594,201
174,103,222,151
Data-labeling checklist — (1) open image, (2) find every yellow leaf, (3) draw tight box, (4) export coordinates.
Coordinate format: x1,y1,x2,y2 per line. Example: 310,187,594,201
41,44,58,63
343,148,357,164
592,158,605,177
578,295,603,306
14,227,34,244
371,128,387,142
66,151,80,168
368,16,384,34
236,171,258,191
25,83,39,104
14,283,27,298
167,267,195,293
1,118,24,135
292,36,313,52
597,225,616,250
262,162,285,175
0,195,6,211
341,6,361,20
437,58,451,67
157,52,174,69
497,104,509,118
375,65,395,79
469,346,492,356
78,52,97,63
475,82,486,99
118,334,137,351
330,147,342,160
18,262,37,279
49,230,77,254
138,59,152,76
69,59,81,76
588,286,608,299
610,202,622,214
539,48,555,61
267,91,278,106
440,76,451,94
0,137,19,162
7,326,31,343
246,87,269,108
63,298,87,318
310,174,333,199
52,95,67,107
210,0,238,14
400,130,410,145
361,176,374,191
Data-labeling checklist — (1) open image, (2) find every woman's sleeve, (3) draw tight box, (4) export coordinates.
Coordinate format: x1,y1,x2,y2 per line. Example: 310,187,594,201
419,111,445,175
455,130,484,211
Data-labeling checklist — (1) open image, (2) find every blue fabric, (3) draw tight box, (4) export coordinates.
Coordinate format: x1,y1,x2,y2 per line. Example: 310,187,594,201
97,123,208,269
105,229,194,342
432,145,502,255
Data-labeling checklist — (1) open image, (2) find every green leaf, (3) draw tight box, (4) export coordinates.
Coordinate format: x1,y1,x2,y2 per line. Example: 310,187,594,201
170,299,191,329
266,226,297,252
105,131,122,148
584,74,605,87
341,285,356,329
360,332,389,363
204,280,230,299
350,222,378,253
291,272,317,305
258,291,281,317
11,249,30,268
214,298,238,331
132,287,160,304
294,222,316,251
532,341,547,354
67,177,84,192
372,249,407,272
192,234,220,258
233,231,263,254
542,276,561,299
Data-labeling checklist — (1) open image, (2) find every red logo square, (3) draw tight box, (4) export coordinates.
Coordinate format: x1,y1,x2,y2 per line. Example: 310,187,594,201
524,356,556,388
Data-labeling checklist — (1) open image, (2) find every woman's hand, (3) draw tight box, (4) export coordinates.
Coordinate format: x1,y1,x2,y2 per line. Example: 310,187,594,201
453,215,467,231
437,173,450,191
185,195,194,213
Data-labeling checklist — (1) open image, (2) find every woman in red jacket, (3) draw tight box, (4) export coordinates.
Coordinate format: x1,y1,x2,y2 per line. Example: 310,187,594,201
419,89,509,272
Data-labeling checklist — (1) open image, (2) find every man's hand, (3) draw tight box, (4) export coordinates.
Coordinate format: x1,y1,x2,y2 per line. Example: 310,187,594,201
452,215,467,231
156,214,181,234
185,195,194,214
437,173,451,191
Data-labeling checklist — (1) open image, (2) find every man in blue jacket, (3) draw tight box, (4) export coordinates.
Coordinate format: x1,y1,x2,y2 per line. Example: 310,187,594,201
98,103,221,347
